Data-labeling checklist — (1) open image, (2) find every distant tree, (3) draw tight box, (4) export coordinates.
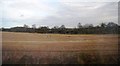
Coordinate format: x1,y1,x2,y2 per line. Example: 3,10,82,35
32,24,36,29
1,27,4,31
106,22,118,34
53,26,59,29
1,27,10,32
107,22,118,27
2,22,120,34
51,26,59,33
24,24,29,28
60,25,65,29
100,23,106,28
0,28,1,31
88,24,93,28
59,25,66,34
95,25,100,28
83,24,93,28
77,23,82,28
37,26,49,33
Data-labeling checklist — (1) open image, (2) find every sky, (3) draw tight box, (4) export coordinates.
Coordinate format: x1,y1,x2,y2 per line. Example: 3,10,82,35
0,0,119,28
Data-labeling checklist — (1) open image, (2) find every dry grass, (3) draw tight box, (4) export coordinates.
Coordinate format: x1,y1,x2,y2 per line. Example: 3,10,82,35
2,32,118,64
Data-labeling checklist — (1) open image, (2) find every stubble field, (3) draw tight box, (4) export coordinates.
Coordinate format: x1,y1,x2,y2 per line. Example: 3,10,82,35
2,32,118,64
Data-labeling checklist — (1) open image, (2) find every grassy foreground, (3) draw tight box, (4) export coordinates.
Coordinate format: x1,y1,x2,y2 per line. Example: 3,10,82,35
2,32,118,64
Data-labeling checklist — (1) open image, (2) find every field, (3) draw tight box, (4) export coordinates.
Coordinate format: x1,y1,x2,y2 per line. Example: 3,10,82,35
2,32,118,64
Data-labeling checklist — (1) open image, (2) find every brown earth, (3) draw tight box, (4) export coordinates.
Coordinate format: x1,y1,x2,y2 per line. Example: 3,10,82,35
2,32,118,64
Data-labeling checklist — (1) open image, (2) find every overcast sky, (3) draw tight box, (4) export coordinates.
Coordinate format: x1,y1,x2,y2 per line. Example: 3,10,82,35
0,0,119,28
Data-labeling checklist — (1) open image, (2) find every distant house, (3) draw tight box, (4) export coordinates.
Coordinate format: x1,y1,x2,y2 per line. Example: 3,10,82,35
10,27,35,32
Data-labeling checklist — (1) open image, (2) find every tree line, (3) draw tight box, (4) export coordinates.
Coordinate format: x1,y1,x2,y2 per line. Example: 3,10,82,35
1,22,120,34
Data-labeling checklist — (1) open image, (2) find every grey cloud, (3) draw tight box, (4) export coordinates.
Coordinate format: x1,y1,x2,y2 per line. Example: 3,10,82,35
37,2,118,28
0,0,118,28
